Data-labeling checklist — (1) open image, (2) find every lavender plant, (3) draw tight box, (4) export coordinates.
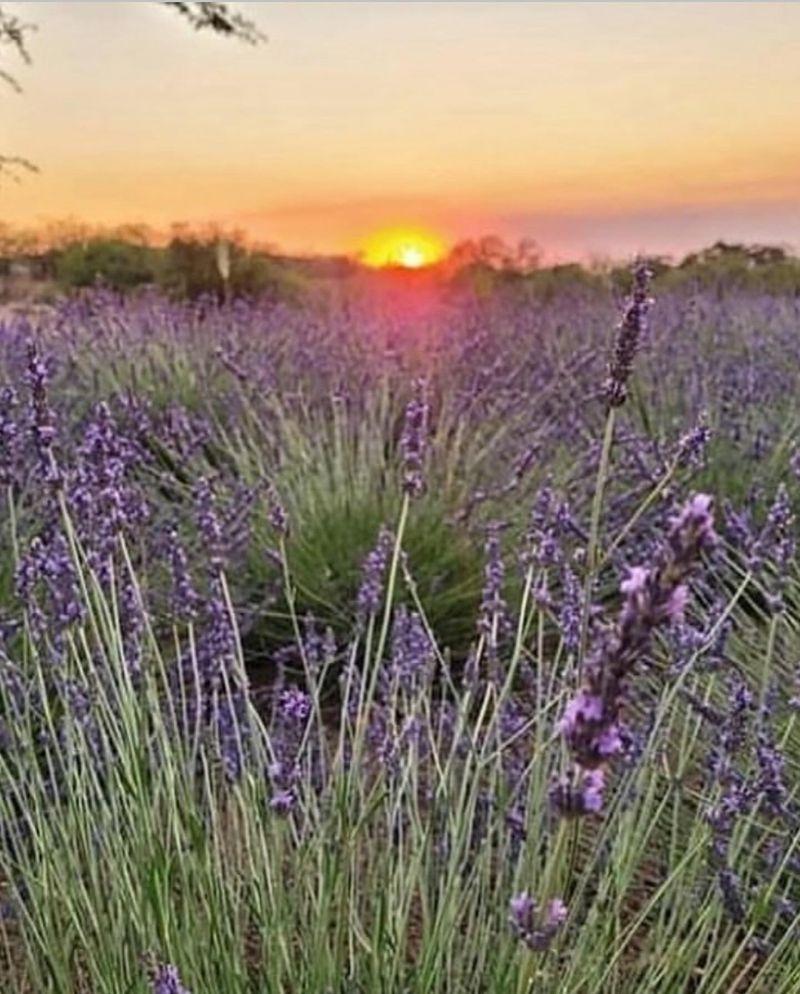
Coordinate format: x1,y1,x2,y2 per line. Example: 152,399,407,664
0,269,798,994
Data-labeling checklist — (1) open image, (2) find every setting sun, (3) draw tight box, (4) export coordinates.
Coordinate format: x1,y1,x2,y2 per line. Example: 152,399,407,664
361,228,446,269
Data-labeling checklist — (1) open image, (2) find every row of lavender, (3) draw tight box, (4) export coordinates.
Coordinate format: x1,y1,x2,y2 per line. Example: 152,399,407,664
1,273,799,991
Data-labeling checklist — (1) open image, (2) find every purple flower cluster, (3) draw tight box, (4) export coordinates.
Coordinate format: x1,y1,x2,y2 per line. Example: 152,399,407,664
555,494,717,815
388,607,435,694
508,892,568,951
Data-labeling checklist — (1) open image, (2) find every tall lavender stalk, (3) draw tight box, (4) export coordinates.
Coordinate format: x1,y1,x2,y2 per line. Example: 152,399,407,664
583,263,655,643
603,262,653,409
555,494,718,815
400,377,429,498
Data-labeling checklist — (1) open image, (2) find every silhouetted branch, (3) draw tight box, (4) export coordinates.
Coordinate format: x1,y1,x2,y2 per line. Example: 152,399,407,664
0,154,37,181
162,2,266,45
1,2,264,181
0,4,36,92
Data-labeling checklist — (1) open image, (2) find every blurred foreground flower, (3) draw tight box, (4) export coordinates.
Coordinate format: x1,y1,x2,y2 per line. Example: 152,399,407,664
556,493,717,815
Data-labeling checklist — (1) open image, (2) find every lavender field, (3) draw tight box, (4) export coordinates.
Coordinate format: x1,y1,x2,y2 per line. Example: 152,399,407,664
1,271,799,993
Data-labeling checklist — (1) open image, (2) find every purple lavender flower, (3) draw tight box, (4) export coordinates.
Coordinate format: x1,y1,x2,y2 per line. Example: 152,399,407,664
550,767,607,818
723,501,754,550
558,563,583,654
388,607,434,693
757,486,795,612
269,787,297,816
194,477,225,574
165,526,201,622
15,531,83,634
0,386,19,488
69,401,150,586
24,341,61,488
556,493,716,814
356,527,394,620
266,479,289,536
603,262,653,407
754,717,790,821
278,686,312,724
675,411,712,468
478,521,511,657
301,612,326,675
400,377,429,498
525,484,562,568
724,486,795,612
508,892,568,951
367,706,400,778
718,867,746,924
151,963,192,994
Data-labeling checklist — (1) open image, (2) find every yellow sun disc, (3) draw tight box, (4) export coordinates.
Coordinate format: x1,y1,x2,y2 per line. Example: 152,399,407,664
361,228,445,269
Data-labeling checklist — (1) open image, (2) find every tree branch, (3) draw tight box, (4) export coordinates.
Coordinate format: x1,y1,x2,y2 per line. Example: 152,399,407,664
0,3,36,92
162,2,266,45
0,153,37,181
1,2,265,182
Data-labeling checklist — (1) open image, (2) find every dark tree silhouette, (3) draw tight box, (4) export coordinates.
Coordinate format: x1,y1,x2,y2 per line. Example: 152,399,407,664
0,1,265,179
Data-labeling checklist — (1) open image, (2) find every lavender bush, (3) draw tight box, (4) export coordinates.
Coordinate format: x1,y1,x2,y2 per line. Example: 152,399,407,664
0,271,798,993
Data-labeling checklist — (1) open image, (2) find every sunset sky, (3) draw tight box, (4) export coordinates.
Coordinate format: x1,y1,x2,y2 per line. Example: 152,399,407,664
3,2,800,260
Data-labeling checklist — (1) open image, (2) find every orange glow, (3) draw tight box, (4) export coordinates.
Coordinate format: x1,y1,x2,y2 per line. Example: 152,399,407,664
361,228,446,269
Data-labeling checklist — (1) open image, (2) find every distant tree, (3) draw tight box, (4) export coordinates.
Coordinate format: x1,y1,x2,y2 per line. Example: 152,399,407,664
447,235,541,275
158,228,306,303
0,1,265,179
56,238,158,291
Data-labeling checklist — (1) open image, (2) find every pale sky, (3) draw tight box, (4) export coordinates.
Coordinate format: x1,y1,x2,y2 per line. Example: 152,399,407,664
3,1,800,259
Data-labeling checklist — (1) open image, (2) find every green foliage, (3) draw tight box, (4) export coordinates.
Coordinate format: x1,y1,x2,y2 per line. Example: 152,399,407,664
55,238,157,290
244,493,484,671
659,241,800,294
157,234,308,302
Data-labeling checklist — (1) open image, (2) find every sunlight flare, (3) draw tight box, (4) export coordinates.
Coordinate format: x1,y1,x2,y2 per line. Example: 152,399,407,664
361,228,446,269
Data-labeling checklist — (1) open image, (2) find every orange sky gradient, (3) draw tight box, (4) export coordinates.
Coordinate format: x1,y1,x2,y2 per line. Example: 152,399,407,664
3,2,800,261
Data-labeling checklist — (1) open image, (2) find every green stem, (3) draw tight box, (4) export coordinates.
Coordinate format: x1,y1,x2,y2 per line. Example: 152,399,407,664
578,405,616,675
599,456,680,571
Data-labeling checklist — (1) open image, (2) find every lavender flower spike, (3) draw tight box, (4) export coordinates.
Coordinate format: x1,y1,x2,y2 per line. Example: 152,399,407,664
400,377,429,498
509,892,568,951
356,526,394,620
556,493,716,815
151,964,192,994
604,262,653,408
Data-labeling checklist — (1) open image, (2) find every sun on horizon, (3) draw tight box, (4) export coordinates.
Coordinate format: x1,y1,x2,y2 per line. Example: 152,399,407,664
361,228,446,269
